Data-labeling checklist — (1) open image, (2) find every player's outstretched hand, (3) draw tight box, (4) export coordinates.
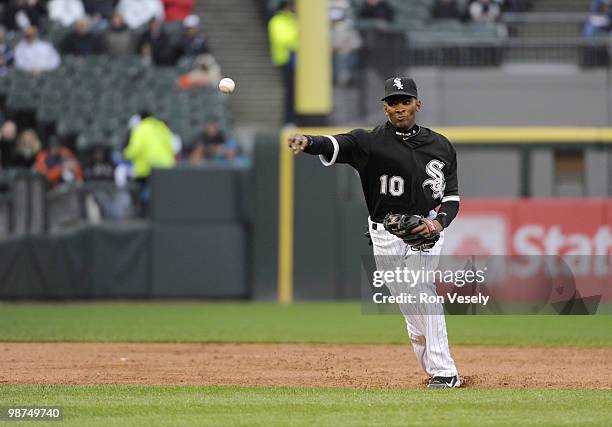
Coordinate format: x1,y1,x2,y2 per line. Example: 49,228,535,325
288,134,309,155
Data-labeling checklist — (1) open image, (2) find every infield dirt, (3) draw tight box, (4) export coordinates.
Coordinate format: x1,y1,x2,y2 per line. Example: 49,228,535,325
1,343,610,389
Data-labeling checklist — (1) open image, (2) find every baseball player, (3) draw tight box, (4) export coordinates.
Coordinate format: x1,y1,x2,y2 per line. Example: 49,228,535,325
288,77,461,388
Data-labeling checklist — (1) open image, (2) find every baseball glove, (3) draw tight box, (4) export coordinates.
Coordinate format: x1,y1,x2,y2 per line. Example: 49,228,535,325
383,213,440,251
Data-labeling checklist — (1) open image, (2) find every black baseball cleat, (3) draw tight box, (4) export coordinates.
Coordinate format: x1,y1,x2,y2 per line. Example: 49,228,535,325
427,375,461,389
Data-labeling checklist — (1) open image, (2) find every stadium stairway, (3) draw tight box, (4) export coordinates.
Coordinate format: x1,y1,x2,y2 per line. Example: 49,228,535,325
331,85,361,125
504,0,592,64
196,0,283,127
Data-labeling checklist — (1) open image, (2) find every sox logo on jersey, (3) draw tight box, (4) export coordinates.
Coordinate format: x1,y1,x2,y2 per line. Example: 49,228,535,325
422,160,446,200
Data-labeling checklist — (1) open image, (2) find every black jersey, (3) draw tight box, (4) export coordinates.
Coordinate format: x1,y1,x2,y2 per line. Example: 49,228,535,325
315,122,459,223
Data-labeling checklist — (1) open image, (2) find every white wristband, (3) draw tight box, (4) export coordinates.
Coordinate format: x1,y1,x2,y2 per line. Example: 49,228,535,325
319,135,339,166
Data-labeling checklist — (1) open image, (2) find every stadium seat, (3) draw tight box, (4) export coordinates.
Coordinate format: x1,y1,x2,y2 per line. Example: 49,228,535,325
426,19,465,33
36,104,63,124
466,22,503,38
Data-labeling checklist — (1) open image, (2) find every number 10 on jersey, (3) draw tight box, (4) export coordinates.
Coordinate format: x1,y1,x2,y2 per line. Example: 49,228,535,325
379,175,405,196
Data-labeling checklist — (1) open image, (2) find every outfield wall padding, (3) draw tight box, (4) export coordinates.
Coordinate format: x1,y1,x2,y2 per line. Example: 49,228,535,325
0,223,150,298
251,131,280,300
151,223,248,298
148,166,251,298
151,166,248,222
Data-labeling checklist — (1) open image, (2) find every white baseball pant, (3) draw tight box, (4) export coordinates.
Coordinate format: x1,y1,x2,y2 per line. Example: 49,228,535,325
368,216,458,378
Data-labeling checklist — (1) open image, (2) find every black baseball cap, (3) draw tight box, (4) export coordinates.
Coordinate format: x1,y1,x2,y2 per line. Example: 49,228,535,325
381,77,418,101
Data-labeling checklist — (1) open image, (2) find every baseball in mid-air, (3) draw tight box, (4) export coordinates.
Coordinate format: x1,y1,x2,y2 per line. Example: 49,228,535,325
219,77,236,94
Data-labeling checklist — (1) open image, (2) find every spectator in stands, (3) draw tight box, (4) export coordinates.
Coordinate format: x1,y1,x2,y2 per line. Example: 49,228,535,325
14,26,61,74
2,0,44,32
105,12,133,57
137,17,176,66
469,0,501,23
162,0,194,22
83,144,115,181
330,3,361,87
432,0,462,20
123,110,175,216
358,0,394,23
178,53,221,89
35,138,84,189
584,1,611,37
0,26,15,76
60,16,106,56
0,120,18,168
82,0,116,21
48,0,85,28
175,14,209,59
123,110,175,180
188,120,240,165
268,1,298,125
13,128,41,169
116,0,165,30
82,144,131,219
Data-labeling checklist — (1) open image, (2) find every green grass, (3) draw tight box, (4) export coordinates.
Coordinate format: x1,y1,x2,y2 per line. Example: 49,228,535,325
0,385,610,427
0,302,610,346
1,304,610,426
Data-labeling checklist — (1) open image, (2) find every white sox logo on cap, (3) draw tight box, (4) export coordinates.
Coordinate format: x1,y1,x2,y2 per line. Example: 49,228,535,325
382,77,417,101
